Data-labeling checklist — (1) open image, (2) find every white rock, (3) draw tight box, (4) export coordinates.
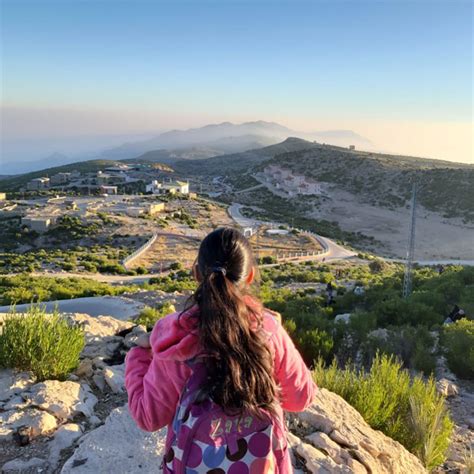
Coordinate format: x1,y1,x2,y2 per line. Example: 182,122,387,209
26,380,98,420
63,313,134,340
103,364,126,393
49,423,83,468
436,378,459,397
0,369,34,403
334,313,352,324
2,457,49,472
61,406,167,473
0,408,58,441
294,388,426,474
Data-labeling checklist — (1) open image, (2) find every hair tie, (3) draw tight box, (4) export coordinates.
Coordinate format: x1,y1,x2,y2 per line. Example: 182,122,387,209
212,266,227,276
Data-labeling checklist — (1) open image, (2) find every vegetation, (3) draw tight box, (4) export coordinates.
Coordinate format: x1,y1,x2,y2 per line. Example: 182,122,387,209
259,262,474,377
0,275,137,305
0,306,85,381
135,302,176,330
314,354,453,470
148,270,196,293
441,319,474,379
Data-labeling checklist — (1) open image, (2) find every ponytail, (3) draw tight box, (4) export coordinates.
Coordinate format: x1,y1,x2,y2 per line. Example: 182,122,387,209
187,228,278,416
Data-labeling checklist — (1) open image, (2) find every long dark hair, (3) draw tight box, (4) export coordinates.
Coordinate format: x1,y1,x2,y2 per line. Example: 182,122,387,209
188,227,278,416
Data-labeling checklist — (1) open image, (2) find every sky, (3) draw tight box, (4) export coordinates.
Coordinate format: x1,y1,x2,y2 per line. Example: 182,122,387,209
1,0,473,164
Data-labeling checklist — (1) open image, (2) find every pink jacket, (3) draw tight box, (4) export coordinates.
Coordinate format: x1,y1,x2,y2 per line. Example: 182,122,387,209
125,305,316,468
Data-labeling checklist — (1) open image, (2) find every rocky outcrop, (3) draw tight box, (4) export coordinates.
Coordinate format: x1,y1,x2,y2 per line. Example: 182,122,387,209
288,388,426,473
0,311,429,474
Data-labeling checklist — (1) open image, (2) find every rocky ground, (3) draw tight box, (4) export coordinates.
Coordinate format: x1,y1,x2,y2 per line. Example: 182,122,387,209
0,310,472,474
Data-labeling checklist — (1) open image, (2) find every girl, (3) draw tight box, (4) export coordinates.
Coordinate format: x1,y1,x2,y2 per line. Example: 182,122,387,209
125,227,316,473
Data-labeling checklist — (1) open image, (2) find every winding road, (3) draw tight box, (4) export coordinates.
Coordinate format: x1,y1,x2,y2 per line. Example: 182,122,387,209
227,203,357,262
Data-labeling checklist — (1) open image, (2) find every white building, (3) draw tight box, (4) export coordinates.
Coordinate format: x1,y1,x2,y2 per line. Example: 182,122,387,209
146,180,189,195
21,217,52,232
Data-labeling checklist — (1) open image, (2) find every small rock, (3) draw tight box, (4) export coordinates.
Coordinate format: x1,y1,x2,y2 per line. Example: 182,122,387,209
68,374,80,381
103,364,125,393
75,359,94,378
0,408,58,441
436,378,459,397
2,457,49,472
334,313,352,324
92,373,106,392
124,325,147,349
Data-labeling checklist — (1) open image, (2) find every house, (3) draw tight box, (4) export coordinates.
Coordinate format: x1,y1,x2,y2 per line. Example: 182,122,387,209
349,145,355,151
0,193,6,201
21,216,52,232
27,177,50,191
146,180,189,195
50,172,71,185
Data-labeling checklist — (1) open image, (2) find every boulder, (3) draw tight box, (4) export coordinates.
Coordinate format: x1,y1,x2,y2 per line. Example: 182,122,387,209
61,406,167,473
63,313,134,341
49,423,84,468
291,388,426,474
0,408,58,441
103,363,126,393
26,380,98,420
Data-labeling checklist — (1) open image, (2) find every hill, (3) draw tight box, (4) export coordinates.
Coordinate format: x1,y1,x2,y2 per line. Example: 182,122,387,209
266,145,474,221
0,159,171,192
173,137,319,175
102,121,370,160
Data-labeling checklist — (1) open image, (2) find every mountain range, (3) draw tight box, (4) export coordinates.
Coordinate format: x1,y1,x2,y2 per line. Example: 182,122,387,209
101,121,371,161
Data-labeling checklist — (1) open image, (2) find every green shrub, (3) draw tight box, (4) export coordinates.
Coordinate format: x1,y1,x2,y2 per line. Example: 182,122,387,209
0,307,84,381
313,353,453,469
298,328,334,366
441,319,474,379
135,302,176,330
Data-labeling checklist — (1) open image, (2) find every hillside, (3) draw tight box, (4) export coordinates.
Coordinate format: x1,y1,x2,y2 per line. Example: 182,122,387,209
173,137,319,175
266,145,474,222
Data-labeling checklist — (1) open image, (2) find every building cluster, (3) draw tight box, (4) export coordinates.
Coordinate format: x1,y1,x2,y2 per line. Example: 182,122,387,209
263,165,322,196
25,164,144,193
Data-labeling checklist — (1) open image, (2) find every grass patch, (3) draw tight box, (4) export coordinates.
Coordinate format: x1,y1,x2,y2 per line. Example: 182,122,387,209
0,306,85,381
313,353,453,470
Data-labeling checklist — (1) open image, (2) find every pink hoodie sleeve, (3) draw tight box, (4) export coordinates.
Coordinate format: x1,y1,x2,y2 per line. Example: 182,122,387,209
125,346,190,432
271,322,317,412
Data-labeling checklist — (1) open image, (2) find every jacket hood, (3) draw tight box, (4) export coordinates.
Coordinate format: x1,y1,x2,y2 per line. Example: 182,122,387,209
149,307,201,362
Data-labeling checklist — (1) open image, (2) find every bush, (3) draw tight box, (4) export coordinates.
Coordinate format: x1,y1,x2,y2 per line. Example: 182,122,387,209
135,302,176,330
0,307,85,381
313,353,453,470
441,319,474,379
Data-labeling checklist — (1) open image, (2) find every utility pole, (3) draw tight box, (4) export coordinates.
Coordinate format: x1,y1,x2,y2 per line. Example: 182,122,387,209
403,183,417,298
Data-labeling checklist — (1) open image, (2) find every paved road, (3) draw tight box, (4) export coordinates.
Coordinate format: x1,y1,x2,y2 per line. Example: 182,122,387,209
228,203,357,262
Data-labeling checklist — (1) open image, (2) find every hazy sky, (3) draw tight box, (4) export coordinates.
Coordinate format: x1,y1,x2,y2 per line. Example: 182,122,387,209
1,0,473,163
